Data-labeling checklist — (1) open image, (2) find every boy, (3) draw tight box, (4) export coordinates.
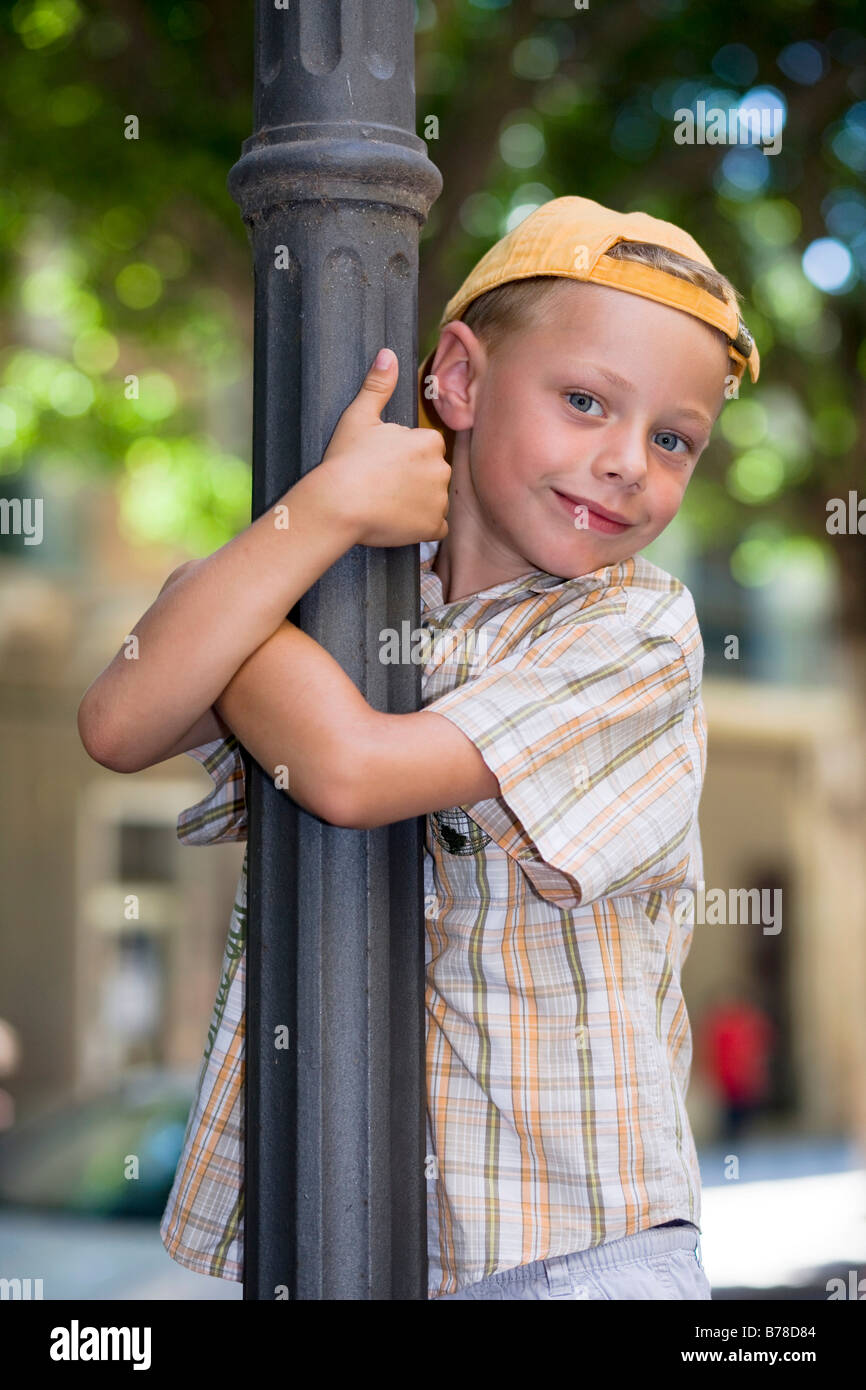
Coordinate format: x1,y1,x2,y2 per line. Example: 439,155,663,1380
78,196,760,1300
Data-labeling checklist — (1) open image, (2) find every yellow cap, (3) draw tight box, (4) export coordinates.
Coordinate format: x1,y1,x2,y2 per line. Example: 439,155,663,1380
417,194,759,433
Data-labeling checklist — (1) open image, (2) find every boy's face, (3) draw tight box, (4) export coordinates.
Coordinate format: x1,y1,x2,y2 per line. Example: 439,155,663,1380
430,279,730,585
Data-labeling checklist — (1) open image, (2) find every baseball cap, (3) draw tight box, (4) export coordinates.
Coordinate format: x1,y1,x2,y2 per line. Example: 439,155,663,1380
417,194,759,433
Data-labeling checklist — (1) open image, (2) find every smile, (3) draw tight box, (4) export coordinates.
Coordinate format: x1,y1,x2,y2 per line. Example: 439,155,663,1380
551,490,633,535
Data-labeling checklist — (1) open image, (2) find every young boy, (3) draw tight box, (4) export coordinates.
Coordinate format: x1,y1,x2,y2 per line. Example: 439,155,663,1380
78,195,760,1300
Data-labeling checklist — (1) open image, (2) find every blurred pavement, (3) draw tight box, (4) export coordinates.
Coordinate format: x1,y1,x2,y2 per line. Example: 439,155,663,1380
698,1134,866,1299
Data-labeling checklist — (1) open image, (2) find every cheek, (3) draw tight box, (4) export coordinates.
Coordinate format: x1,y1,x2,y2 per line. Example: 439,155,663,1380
651,466,691,518
471,408,528,493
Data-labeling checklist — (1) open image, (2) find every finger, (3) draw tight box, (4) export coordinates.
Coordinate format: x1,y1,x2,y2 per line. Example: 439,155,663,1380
348,348,398,422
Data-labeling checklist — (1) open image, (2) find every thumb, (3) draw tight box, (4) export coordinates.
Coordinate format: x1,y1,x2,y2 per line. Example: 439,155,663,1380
353,347,398,419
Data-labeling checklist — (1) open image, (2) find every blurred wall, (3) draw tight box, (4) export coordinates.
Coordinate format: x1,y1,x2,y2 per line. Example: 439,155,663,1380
0,481,244,1117
687,676,866,1149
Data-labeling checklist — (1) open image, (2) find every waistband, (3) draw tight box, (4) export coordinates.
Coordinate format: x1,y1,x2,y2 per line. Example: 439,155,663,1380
552,1221,700,1276
477,1221,701,1292
430,1222,704,1298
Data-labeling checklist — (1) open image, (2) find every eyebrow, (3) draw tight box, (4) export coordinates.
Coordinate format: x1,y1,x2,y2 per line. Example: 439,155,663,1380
571,362,715,434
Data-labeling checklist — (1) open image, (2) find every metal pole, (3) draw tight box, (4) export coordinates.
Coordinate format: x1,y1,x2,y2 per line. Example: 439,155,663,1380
227,1,441,1300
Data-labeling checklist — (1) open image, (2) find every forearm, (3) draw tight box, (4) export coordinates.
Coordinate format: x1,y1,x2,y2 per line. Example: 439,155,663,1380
213,619,374,824
213,617,500,829
79,466,357,772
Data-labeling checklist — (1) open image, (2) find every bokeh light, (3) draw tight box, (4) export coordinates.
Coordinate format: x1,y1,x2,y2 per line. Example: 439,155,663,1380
498,118,545,169
777,41,828,86
11,0,83,50
726,447,786,504
115,263,163,310
711,43,759,87
511,36,559,82
802,237,856,293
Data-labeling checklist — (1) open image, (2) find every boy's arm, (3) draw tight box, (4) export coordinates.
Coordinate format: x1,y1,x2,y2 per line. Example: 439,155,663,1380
77,348,450,778
214,619,499,827
141,697,234,765
77,468,357,775
95,562,229,765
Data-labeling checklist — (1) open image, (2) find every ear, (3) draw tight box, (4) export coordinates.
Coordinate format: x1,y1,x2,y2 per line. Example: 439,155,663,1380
428,319,487,438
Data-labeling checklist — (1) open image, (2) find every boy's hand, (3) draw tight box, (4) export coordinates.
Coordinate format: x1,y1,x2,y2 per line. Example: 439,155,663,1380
321,348,451,548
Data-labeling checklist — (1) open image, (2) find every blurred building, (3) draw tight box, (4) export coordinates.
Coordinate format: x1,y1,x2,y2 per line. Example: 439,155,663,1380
0,477,244,1114
687,675,866,1149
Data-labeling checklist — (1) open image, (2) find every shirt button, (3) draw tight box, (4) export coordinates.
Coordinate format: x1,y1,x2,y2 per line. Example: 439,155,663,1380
572,1285,589,1299
574,1026,588,1048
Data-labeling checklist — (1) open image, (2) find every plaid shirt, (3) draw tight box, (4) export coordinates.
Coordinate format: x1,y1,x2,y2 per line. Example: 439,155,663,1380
160,544,707,1297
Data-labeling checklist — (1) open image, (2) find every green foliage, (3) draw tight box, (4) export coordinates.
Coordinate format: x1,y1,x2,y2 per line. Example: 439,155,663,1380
1,0,864,588
1,0,253,550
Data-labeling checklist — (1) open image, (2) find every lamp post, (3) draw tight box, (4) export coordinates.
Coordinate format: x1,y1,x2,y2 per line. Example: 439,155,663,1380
227,1,441,1300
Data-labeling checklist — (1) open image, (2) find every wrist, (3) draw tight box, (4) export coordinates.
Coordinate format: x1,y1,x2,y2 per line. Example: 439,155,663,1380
283,460,361,550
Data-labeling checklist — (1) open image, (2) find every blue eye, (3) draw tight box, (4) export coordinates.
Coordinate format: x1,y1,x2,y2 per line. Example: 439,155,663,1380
654,430,690,454
567,391,694,456
567,391,603,416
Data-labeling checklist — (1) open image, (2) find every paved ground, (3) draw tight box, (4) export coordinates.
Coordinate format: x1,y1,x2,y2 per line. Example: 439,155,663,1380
697,1133,866,1300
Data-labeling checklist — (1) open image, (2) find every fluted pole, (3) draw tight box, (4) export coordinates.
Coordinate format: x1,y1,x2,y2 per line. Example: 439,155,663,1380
227,0,441,1300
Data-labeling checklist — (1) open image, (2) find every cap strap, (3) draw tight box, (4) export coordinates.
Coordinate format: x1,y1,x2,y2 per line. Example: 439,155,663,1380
590,254,759,383
591,254,735,333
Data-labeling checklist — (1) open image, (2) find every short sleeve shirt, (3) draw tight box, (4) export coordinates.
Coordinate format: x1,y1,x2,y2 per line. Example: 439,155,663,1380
159,545,707,1297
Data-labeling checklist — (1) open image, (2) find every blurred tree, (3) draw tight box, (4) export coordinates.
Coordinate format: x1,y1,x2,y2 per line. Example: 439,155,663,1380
0,0,255,555
1,0,864,660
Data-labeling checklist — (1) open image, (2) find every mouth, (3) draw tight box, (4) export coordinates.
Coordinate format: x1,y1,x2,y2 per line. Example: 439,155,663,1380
551,490,634,535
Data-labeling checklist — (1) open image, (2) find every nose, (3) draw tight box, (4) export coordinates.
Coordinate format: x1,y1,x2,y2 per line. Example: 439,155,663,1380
590,424,647,490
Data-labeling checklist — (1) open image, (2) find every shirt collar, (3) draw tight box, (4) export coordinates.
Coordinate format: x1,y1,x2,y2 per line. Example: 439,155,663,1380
419,540,633,613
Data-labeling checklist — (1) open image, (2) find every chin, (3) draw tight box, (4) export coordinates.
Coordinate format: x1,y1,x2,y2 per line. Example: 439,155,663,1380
538,541,625,579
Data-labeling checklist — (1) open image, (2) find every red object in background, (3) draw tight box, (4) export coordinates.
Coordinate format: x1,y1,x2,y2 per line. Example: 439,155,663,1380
701,1001,775,1104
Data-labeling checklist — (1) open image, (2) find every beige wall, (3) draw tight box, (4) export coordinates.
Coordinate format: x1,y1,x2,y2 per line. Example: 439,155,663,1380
0,546,244,1116
687,677,866,1147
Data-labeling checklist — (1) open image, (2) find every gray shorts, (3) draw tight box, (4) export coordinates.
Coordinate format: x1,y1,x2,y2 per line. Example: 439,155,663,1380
432,1221,712,1300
